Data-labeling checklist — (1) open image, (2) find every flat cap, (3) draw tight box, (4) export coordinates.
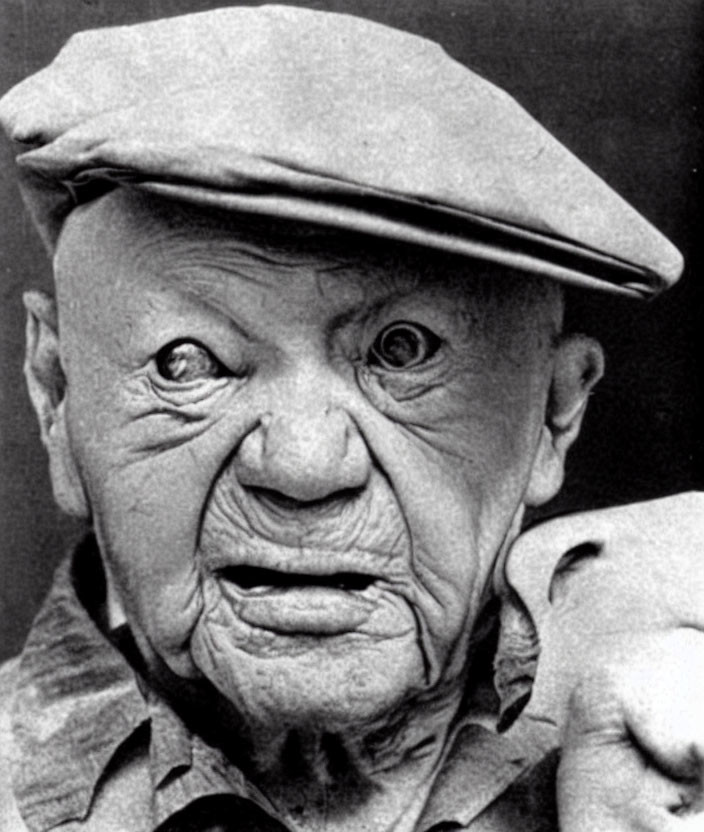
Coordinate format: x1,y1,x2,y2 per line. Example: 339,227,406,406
0,5,683,296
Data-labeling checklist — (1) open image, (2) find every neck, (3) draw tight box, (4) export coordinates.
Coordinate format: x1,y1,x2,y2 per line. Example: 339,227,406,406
247,682,466,832
141,653,467,832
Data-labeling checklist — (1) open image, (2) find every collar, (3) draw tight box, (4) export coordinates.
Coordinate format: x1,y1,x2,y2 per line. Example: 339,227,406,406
10,536,554,832
10,538,274,832
11,540,147,830
415,711,559,830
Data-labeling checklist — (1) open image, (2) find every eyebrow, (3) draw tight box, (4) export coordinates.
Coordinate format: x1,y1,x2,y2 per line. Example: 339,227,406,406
146,265,257,344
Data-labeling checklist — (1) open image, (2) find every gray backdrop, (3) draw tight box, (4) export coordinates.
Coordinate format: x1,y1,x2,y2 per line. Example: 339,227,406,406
1,0,702,661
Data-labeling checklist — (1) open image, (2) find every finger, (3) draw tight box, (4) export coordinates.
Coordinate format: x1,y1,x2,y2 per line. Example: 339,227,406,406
563,630,704,783
558,636,704,832
619,629,704,786
558,729,700,832
673,814,704,831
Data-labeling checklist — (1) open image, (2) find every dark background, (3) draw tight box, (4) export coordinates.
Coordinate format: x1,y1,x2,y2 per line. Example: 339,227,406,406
1,0,702,661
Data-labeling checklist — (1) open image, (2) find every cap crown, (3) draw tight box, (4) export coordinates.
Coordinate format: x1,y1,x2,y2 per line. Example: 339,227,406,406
0,5,683,295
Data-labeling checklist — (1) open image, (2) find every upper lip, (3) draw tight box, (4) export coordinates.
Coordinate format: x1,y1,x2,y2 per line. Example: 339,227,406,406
218,565,377,591
248,486,365,515
202,541,400,580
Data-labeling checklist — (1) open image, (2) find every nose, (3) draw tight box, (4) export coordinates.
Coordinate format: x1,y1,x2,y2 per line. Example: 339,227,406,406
234,400,371,505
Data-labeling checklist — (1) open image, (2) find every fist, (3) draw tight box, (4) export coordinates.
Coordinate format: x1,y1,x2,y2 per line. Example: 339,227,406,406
558,629,704,830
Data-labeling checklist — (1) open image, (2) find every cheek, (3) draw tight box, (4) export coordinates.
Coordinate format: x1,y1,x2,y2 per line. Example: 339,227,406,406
85,450,210,674
350,372,545,672
65,386,255,674
424,371,544,546
426,370,542,463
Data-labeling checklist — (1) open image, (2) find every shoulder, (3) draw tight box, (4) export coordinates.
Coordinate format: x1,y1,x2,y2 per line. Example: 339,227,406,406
0,657,29,831
508,491,704,628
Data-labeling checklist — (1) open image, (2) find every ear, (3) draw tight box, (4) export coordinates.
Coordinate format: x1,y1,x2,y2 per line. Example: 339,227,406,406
23,290,89,518
525,334,604,507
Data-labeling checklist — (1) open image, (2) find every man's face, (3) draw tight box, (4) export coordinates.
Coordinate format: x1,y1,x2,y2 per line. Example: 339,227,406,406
50,190,560,731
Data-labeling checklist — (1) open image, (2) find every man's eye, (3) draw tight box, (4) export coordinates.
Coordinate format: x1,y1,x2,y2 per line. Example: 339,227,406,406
155,340,226,382
368,321,442,370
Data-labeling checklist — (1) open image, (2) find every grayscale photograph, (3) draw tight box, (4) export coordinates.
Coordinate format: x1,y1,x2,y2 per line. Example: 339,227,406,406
0,2,702,830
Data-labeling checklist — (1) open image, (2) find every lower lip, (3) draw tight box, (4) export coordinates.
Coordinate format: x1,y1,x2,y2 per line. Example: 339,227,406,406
219,583,376,635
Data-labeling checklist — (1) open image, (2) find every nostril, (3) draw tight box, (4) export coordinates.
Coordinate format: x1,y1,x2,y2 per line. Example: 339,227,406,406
248,485,364,512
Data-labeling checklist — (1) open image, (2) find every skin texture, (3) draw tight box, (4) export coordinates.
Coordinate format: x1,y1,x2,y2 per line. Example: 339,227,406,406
25,188,603,831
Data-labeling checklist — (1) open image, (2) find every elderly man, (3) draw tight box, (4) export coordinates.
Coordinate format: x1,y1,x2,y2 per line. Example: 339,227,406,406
0,6,702,832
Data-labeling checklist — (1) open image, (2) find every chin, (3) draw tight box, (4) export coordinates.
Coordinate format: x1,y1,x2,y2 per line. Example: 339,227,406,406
190,624,428,734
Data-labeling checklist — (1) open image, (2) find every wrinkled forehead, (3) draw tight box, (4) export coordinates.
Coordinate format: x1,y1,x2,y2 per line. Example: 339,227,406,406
53,187,564,331
55,187,429,288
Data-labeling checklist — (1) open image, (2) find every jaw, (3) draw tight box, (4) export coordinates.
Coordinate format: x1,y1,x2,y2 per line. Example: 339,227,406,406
188,604,466,789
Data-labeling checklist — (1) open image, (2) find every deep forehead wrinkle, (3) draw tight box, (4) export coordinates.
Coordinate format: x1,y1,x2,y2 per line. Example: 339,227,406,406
131,212,357,283
55,187,564,343
137,211,425,305
116,191,427,313
161,248,424,337
72,188,415,291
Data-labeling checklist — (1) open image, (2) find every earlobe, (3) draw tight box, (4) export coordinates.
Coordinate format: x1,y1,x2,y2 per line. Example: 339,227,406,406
525,334,604,507
23,290,89,518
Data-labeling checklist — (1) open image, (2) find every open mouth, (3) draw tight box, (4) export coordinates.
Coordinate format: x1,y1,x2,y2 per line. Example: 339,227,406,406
220,565,376,592
216,566,380,635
